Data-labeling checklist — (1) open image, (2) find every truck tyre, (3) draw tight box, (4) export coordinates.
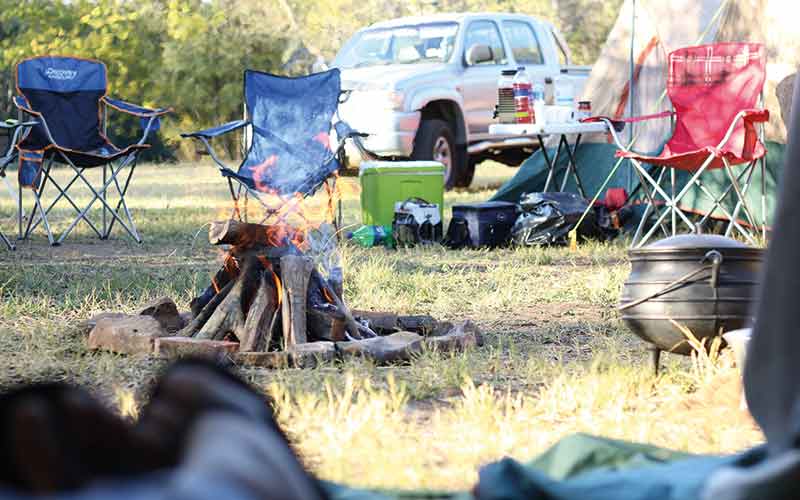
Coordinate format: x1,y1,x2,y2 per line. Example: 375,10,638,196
411,119,469,189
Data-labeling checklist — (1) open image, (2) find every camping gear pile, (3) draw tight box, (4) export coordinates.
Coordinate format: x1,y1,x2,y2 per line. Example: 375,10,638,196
619,234,763,371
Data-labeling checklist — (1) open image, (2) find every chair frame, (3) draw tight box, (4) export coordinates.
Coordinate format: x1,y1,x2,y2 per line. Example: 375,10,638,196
14,95,168,246
602,104,768,249
183,89,375,230
0,121,36,250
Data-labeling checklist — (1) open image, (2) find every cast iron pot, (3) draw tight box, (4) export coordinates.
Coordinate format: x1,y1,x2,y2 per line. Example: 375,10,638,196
619,234,763,366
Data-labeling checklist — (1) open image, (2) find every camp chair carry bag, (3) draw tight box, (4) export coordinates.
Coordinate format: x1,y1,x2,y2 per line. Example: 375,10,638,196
602,42,769,247
14,56,171,245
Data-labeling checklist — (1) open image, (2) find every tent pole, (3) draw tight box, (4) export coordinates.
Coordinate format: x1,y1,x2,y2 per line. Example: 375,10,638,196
628,0,636,191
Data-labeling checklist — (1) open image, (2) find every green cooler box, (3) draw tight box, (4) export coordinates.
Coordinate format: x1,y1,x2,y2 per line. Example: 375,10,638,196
359,161,445,227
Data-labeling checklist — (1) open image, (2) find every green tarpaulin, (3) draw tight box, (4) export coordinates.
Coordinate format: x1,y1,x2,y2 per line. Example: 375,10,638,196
325,433,756,500
490,142,785,229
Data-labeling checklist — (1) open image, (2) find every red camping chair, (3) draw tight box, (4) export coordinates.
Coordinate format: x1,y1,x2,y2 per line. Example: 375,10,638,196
601,42,768,248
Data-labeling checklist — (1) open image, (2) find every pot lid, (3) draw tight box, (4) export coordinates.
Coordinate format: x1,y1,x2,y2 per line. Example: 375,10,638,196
642,234,754,250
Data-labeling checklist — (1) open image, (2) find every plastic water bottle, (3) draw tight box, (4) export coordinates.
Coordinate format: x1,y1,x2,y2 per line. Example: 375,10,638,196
531,81,545,125
347,225,392,248
512,67,532,124
554,73,575,108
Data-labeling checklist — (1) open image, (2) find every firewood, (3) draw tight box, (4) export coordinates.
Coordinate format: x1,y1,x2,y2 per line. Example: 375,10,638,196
280,255,314,348
239,272,278,351
194,256,263,342
311,269,377,340
209,220,281,247
178,280,234,337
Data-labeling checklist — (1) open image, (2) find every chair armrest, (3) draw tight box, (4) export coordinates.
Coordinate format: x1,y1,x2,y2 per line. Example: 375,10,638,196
12,96,40,116
181,120,250,139
333,121,368,140
0,119,37,129
742,109,769,123
103,97,173,117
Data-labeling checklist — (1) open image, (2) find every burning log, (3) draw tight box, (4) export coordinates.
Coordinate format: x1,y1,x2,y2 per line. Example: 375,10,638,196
183,220,373,354
240,272,279,351
280,255,313,348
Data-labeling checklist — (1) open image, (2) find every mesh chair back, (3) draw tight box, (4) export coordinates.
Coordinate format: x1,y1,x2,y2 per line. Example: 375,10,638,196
16,56,108,153
240,69,341,196
666,43,766,164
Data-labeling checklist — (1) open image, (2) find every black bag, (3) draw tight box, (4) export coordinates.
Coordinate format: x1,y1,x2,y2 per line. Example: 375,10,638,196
511,192,602,246
447,201,518,248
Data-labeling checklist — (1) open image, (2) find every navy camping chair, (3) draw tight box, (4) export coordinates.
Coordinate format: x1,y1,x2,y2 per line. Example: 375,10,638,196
182,69,371,224
1,120,36,250
14,56,172,245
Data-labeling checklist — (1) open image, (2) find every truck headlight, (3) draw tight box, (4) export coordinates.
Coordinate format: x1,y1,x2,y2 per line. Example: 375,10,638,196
360,90,405,111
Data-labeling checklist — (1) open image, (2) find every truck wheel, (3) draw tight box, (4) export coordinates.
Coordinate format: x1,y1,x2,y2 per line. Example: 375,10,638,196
411,119,468,189
454,157,477,188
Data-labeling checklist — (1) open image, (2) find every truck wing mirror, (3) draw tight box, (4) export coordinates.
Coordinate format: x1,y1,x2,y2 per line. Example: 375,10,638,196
465,44,493,66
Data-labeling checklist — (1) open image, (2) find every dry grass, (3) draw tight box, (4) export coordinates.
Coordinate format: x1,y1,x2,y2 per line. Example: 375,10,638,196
0,161,763,491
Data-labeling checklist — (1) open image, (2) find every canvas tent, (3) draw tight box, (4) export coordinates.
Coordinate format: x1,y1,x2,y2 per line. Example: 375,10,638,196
492,0,799,228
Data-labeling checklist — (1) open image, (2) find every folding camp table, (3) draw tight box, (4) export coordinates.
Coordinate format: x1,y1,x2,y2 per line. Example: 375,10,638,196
488,121,610,199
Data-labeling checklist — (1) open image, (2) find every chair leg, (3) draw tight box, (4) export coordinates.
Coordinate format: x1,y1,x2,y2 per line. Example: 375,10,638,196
760,156,767,241
28,173,103,238
23,160,55,245
102,161,140,241
102,164,108,237
722,158,759,237
724,162,758,241
56,155,141,244
0,230,13,251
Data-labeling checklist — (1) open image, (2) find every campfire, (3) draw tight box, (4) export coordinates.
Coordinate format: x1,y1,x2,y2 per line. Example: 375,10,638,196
181,219,375,350
85,205,483,367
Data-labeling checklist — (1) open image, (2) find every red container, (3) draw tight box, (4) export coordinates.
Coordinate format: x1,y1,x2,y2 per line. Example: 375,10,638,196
513,67,532,124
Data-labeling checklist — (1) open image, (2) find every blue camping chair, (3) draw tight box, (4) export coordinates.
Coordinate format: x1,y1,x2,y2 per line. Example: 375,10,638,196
14,56,172,245
1,119,36,250
182,69,371,224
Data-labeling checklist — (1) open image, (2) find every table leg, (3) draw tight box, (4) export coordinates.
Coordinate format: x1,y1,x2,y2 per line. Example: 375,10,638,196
539,135,556,192
561,134,587,198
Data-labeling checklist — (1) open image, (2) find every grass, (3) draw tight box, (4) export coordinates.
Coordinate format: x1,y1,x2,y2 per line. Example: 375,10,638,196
0,161,762,491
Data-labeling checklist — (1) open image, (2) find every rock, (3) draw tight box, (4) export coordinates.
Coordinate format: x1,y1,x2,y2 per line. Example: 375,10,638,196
155,337,239,359
352,310,400,334
139,297,185,333
337,331,423,364
425,321,484,352
79,312,128,336
234,351,290,369
289,342,336,368
397,315,437,336
87,315,168,355
180,311,194,326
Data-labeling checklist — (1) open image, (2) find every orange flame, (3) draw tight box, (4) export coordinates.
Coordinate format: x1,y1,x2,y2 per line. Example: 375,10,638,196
252,155,279,192
271,269,283,306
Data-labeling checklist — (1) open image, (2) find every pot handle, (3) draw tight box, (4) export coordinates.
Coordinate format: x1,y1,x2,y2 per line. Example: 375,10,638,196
618,253,721,311
702,250,724,289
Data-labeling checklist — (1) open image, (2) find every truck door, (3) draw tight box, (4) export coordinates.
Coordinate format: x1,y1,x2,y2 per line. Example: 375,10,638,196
461,20,510,138
500,20,551,95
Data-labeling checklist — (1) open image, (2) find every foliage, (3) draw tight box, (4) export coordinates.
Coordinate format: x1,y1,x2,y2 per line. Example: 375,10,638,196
0,0,621,159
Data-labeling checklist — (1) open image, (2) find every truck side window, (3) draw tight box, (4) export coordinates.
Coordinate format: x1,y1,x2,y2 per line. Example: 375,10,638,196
502,21,544,65
464,20,506,65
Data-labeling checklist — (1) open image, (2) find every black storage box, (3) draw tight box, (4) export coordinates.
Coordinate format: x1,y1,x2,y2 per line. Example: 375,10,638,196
449,201,518,248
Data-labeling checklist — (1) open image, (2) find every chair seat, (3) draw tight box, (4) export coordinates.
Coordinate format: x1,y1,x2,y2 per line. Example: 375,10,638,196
617,142,766,171
50,143,150,168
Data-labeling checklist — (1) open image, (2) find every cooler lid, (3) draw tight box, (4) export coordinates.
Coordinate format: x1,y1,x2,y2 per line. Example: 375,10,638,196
359,161,445,176
452,201,517,210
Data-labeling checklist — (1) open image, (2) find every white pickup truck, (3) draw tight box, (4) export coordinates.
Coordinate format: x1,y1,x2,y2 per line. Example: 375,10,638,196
332,12,590,188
